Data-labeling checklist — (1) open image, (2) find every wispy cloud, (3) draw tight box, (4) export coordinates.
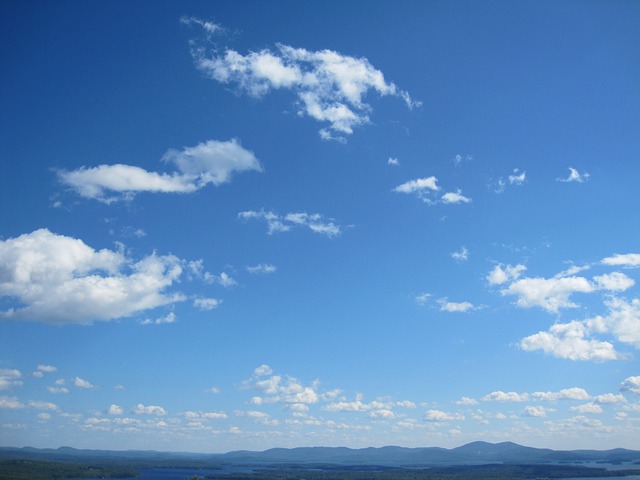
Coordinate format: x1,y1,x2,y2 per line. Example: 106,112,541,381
187,20,419,141
451,246,469,262
239,210,341,237
58,139,262,203
557,167,590,183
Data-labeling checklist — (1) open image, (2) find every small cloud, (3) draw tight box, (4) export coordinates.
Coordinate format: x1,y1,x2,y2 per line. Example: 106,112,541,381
441,189,471,204
415,292,431,305
74,377,95,389
108,404,124,415
601,253,640,267
393,177,439,194
557,167,590,183
246,263,277,274
455,397,478,406
453,154,473,166
0,369,23,391
508,169,526,185
194,298,221,311
132,404,167,416
451,246,469,262
524,405,549,417
621,376,640,395
141,312,177,325
482,391,529,402
387,157,400,166
423,409,464,422
239,210,341,237
437,298,477,313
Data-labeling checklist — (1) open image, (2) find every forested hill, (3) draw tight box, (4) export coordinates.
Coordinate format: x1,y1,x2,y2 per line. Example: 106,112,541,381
2,442,640,466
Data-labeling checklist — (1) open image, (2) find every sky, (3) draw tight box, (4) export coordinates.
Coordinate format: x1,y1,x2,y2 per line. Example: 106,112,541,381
1,0,640,453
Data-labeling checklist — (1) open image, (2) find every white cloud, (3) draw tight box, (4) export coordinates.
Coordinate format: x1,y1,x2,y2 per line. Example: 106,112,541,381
441,189,472,204
415,292,431,305
387,157,400,166
524,405,549,417
482,391,529,402
36,365,57,374
141,312,177,325
58,139,262,203
193,298,221,311
108,404,123,415
74,377,95,389
592,272,635,291
593,393,627,404
621,376,640,395
532,387,590,401
509,169,526,185
29,400,59,411
453,154,473,166
239,210,341,237
487,264,526,286
246,264,277,274
557,167,590,183
0,369,22,391
423,409,464,422
0,229,185,325
451,246,469,262
587,297,640,348
393,177,439,195
601,253,640,267
0,396,24,409
520,321,620,361
47,386,69,394
190,35,418,139
132,404,167,416
455,397,479,406
438,298,477,313
250,367,319,405
501,275,594,312
570,403,604,414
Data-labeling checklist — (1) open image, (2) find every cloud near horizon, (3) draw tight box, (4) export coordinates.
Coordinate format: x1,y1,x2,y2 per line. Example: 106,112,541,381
58,139,262,203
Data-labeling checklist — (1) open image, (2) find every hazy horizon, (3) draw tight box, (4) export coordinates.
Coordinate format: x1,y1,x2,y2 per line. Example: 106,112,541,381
1,0,639,453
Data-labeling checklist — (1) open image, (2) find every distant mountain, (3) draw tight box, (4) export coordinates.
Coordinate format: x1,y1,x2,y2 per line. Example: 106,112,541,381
1,442,639,467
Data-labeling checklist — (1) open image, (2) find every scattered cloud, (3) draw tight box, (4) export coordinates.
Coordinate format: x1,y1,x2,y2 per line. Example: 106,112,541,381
441,189,472,204
570,403,603,414
74,377,95,389
601,253,640,267
193,298,221,311
132,404,167,416
0,369,22,391
437,298,477,313
501,275,594,313
524,405,549,417
451,246,469,263
531,388,590,401
415,292,431,305
587,297,640,349
387,157,400,166
423,409,464,422
33,365,57,378
246,264,277,274
487,264,527,286
58,139,262,203
620,376,640,395
557,167,590,183
0,229,186,325
107,404,123,415
239,210,341,237
141,312,177,325
520,321,620,361
482,391,530,402
393,177,439,195
493,169,526,193
188,25,419,140
456,397,479,406
453,154,473,166
0,396,24,409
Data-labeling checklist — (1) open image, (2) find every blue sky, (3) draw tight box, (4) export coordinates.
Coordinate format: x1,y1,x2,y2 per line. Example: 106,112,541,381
1,0,640,452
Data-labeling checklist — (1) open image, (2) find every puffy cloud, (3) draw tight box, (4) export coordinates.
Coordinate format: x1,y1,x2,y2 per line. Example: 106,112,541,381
455,397,479,406
250,367,320,405
592,272,635,292
0,369,22,391
0,229,185,325
438,298,477,313
587,297,640,348
524,406,548,417
246,264,277,274
423,409,464,422
486,264,526,286
393,177,440,195
190,35,418,140
141,312,177,325
29,400,59,411
601,253,640,267
108,404,124,415
441,189,472,204
324,394,387,413
58,139,262,203
47,386,69,394
239,210,341,237
74,377,95,389
501,275,594,313
451,246,469,262
482,391,529,403
182,410,228,421
620,376,640,395
532,387,590,401
520,321,620,361
132,404,167,416
593,393,627,404
557,167,590,183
